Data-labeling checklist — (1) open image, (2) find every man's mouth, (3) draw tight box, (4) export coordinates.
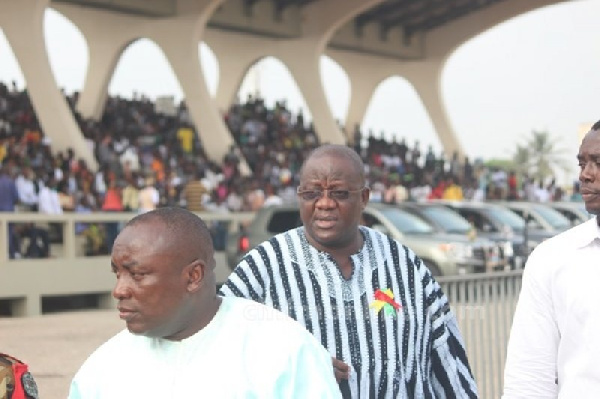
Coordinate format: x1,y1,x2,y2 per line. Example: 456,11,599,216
315,217,337,228
118,307,136,320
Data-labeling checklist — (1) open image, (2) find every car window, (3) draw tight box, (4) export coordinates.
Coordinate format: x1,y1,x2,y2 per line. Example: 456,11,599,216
508,208,544,230
458,209,496,232
267,210,301,233
483,206,526,232
377,208,434,234
420,206,472,234
531,204,571,230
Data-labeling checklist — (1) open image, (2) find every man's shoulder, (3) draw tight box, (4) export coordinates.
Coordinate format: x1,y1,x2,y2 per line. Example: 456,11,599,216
221,297,315,340
535,218,596,253
77,330,131,370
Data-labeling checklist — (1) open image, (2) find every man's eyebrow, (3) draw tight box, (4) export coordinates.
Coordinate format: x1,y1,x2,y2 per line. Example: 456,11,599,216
111,260,139,270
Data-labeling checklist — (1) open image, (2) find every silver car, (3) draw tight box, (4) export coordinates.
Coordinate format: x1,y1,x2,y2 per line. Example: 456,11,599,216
226,203,507,276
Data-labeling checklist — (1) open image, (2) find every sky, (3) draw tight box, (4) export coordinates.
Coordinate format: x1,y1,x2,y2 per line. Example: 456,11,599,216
1,0,599,185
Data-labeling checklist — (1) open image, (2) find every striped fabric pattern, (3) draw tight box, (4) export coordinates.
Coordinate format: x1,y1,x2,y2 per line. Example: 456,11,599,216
220,226,478,398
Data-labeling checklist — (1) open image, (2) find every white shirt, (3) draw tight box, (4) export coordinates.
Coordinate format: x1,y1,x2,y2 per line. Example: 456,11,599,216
68,297,341,399
503,217,600,398
15,175,37,206
38,186,63,214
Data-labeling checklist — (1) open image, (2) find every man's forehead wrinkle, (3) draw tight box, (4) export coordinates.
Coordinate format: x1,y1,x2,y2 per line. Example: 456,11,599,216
302,162,346,182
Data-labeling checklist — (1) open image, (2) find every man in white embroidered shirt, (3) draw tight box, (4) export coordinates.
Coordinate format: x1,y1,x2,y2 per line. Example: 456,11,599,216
221,144,478,398
68,207,341,399
503,119,600,398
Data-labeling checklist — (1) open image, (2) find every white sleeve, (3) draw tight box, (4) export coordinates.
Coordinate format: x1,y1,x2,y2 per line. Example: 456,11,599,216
276,332,342,399
503,246,559,398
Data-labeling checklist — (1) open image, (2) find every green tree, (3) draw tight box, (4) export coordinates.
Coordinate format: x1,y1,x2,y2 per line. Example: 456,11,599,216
513,130,570,183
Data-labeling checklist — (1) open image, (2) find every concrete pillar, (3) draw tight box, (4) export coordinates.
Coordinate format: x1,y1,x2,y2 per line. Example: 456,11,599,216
12,295,41,317
277,0,383,145
206,29,270,114
150,20,236,167
57,0,246,170
53,4,139,121
0,0,97,170
327,49,393,144
403,59,463,157
410,0,562,159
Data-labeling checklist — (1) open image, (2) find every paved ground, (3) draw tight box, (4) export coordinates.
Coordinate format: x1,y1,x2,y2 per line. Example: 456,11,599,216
0,310,123,399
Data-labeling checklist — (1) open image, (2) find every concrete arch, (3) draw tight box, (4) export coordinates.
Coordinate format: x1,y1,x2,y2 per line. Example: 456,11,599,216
362,75,442,151
200,42,219,98
0,0,97,170
333,0,566,158
239,56,310,117
321,55,350,127
108,38,183,100
44,9,88,94
54,0,242,169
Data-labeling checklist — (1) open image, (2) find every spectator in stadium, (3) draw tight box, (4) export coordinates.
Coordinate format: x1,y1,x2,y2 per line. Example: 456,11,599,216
182,169,208,212
503,120,600,397
138,176,159,214
15,166,38,211
220,144,478,398
442,175,464,200
0,163,20,258
68,207,341,398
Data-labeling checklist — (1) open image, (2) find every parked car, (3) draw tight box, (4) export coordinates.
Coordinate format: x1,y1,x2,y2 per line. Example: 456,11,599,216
494,201,571,234
547,201,592,226
396,202,513,271
226,203,508,276
435,201,556,269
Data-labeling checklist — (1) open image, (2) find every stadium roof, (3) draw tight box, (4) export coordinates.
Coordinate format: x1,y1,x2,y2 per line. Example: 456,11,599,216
51,0,509,60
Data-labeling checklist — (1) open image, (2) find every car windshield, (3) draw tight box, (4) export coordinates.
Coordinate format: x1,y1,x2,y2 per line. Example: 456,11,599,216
531,204,571,230
421,206,472,234
484,206,526,232
379,208,435,234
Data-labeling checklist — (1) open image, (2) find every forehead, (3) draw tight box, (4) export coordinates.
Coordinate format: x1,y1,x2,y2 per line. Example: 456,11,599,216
113,222,169,257
579,130,600,157
301,154,359,182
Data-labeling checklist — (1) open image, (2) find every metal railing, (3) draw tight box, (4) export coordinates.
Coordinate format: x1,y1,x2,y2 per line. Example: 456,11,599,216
439,271,523,399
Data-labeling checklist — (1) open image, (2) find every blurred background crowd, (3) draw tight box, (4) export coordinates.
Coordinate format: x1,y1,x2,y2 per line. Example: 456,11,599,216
0,80,582,258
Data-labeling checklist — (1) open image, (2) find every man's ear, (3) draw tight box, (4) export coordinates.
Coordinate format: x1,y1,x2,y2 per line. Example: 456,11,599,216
361,187,370,208
185,260,205,292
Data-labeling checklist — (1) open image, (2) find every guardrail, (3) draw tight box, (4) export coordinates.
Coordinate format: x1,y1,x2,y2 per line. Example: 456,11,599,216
438,270,523,399
0,211,254,316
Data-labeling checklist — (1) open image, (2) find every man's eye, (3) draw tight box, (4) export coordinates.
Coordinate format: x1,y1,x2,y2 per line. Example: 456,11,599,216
299,190,321,200
130,271,146,279
330,190,350,200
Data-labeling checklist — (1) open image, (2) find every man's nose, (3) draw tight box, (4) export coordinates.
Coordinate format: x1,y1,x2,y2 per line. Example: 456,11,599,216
112,275,132,299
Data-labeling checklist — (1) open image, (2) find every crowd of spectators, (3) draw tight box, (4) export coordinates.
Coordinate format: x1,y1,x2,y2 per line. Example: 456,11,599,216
0,81,577,258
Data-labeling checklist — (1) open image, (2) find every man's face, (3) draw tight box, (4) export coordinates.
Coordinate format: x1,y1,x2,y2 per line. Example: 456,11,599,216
111,222,193,339
298,155,369,251
578,129,600,215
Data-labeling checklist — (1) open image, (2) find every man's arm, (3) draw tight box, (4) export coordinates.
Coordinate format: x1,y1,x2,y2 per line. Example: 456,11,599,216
277,333,342,399
429,294,479,398
420,267,478,398
502,247,559,398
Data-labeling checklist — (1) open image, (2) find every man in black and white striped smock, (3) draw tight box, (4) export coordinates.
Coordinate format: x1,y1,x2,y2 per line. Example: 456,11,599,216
220,144,478,398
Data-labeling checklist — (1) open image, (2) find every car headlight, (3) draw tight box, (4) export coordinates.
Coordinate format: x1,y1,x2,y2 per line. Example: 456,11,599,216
439,243,473,260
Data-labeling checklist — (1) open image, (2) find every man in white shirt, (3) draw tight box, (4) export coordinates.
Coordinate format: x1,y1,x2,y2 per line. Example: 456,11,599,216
503,120,600,398
15,166,38,211
68,207,341,399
